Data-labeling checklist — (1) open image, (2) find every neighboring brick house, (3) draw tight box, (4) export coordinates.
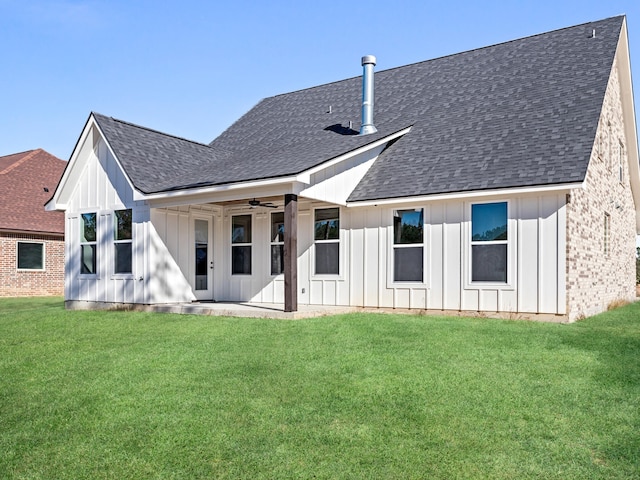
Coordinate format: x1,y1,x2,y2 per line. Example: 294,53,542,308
0,149,66,296
47,16,640,320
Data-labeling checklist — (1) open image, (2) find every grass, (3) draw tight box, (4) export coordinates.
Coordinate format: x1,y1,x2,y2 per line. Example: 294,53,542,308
0,297,639,479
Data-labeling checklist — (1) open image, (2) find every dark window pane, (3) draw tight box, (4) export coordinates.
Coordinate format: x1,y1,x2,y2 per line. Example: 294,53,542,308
195,244,207,275
232,245,252,274
315,243,339,274
81,244,96,274
114,243,132,274
394,247,423,282
394,209,423,244
232,215,252,243
271,212,285,242
271,245,284,275
472,244,507,282
195,244,208,290
314,208,339,240
115,209,132,240
472,202,507,241
17,242,43,269
81,213,96,242
195,243,208,290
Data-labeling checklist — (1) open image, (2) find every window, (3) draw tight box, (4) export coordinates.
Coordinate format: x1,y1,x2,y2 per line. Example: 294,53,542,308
604,213,611,255
114,209,132,274
619,141,624,183
471,202,508,282
195,219,208,290
17,242,44,270
232,215,252,275
80,212,97,274
314,208,339,275
393,209,424,282
270,212,285,275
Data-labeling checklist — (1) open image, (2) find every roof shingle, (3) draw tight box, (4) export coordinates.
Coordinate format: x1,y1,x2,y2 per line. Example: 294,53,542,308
0,149,66,235
92,16,624,202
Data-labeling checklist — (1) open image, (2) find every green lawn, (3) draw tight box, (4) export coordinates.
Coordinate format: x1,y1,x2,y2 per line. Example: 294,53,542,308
0,298,638,479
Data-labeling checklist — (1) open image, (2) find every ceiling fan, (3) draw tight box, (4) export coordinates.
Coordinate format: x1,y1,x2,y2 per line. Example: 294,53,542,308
248,198,277,208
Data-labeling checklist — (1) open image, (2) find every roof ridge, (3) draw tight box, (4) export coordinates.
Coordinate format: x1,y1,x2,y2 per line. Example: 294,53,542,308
0,148,42,175
92,112,212,148
0,148,36,160
376,15,625,75
264,15,624,100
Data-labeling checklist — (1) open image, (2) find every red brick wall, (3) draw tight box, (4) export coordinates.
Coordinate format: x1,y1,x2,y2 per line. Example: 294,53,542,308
0,232,65,297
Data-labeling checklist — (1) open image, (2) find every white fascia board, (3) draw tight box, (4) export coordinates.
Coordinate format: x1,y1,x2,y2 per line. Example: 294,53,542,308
135,127,413,204
139,176,305,205
346,182,582,207
295,126,412,184
617,19,640,232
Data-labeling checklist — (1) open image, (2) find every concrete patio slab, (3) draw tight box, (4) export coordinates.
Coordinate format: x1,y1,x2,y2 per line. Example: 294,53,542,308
147,301,358,319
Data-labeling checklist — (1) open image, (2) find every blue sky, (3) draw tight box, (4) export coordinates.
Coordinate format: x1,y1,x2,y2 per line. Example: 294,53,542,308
4,1,639,248
1,0,639,161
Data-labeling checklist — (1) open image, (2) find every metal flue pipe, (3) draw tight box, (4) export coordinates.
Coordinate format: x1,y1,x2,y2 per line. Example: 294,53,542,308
359,55,378,135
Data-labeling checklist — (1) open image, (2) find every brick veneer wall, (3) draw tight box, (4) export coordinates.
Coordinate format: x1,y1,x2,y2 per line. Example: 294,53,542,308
566,54,637,320
0,232,65,297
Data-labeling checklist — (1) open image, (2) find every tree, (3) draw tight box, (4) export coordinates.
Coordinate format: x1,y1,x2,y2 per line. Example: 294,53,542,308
636,246,640,284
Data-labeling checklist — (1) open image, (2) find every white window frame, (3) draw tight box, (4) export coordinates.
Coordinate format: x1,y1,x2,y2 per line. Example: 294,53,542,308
113,208,133,276
16,241,45,271
391,208,425,285
231,214,253,276
466,200,513,288
312,207,341,277
270,211,285,277
80,211,98,276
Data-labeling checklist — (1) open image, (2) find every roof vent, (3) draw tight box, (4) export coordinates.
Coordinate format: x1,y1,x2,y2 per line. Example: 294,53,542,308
359,55,378,135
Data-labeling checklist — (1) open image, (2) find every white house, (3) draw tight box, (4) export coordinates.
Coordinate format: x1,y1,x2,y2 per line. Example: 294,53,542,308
47,16,640,321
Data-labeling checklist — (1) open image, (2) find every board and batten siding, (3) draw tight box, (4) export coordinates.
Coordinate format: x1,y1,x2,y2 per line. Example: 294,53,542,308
148,208,199,304
64,136,148,304
343,194,567,315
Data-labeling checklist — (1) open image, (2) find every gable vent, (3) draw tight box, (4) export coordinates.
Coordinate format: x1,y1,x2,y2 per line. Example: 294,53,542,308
359,55,378,135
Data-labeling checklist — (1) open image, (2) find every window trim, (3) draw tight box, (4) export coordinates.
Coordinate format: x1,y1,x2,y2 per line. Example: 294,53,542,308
231,213,253,276
391,208,425,284
16,241,45,271
312,206,341,277
113,208,133,276
466,200,514,288
270,211,285,277
80,211,98,277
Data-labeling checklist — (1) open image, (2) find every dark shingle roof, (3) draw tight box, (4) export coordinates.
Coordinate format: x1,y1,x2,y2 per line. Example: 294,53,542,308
94,16,624,201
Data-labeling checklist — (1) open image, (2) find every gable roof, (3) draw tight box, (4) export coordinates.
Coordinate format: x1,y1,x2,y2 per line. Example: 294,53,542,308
89,16,626,202
0,149,66,235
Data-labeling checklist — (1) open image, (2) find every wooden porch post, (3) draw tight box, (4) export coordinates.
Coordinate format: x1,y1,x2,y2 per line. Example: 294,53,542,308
284,193,298,312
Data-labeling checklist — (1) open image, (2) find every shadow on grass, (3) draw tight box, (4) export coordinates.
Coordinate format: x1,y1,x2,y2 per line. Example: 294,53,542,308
559,303,640,467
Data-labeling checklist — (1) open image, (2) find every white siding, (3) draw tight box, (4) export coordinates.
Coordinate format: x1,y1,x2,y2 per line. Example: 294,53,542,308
148,209,196,303
344,194,567,315
61,128,568,316
300,146,382,205
64,135,149,304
